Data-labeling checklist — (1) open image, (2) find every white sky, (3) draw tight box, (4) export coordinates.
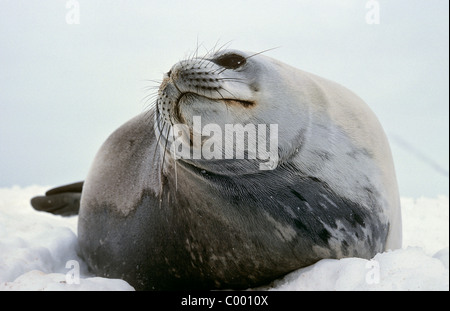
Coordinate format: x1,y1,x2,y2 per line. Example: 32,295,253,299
0,0,448,197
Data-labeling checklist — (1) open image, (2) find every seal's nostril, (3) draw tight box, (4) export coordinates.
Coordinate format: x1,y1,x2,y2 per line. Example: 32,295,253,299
167,70,172,77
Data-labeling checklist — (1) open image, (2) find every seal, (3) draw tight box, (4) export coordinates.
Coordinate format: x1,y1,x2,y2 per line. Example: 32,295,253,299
31,49,402,290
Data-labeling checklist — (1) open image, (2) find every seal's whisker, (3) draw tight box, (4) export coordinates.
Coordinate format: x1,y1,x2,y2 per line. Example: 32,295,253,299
154,101,160,121
142,96,159,112
171,123,178,192
216,77,245,81
193,36,201,60
144,107,156,134
158,116,168,140
143,93,158,101
142,79,163,86
216,77,248,85
153,120,166,161
209,39,222,58
214,88,226,100
161,124,171,170
218,87,239,100
143,100,158,111
142,93,159,104
158,124,172,201
214,40,233,56
245,47,280,60
196,55,209,68
142,85,160,92
215,89,231,115
216,67,229,75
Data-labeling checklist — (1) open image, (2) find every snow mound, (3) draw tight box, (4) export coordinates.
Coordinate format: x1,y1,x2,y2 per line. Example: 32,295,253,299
267,247,448,291
1,270,134,291
1,186,448,291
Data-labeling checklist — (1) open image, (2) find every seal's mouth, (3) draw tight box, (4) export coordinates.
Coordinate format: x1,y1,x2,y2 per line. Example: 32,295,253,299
177,92,254,108
172,92,254,125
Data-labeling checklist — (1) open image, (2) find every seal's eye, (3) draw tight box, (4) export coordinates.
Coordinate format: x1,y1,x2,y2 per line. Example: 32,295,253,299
213,53,247,69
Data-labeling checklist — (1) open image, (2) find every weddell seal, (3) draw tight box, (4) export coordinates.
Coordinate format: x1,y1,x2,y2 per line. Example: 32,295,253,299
31,48,402,290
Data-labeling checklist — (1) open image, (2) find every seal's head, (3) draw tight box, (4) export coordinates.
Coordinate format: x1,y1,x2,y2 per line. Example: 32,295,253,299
154,49,309,174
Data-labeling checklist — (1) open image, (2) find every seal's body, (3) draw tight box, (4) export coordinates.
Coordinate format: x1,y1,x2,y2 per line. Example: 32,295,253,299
34,49,402,290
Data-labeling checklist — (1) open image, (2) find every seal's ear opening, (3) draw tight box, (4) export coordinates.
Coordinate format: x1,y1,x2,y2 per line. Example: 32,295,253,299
30,181,83,217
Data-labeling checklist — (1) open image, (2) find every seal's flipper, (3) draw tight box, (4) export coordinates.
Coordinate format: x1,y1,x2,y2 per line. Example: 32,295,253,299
44,181,84,196
31,182,83,216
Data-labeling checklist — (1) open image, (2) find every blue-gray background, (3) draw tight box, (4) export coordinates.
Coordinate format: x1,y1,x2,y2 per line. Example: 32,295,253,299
1,0,448,197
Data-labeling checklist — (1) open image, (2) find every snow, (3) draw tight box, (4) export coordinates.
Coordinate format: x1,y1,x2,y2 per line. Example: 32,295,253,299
0,186,448,291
